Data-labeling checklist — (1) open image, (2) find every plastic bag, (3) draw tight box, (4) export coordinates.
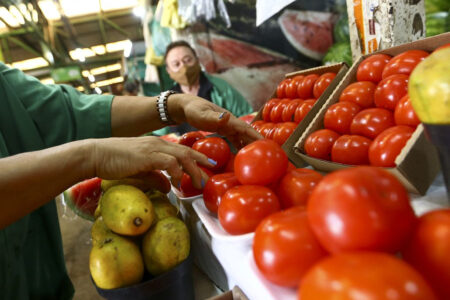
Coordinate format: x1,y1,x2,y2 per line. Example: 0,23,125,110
194,0,216,21
217,0,231,28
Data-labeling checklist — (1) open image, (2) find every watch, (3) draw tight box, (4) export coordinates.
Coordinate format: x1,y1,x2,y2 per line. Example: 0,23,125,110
156,90,177,124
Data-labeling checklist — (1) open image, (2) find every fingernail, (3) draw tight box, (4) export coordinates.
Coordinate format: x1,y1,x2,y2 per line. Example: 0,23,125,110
177,182,181,189
208,158,217,165
201,178,206,189
219,112,227,119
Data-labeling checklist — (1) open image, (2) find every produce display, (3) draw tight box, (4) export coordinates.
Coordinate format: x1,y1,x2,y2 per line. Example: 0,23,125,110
251,71,337,145
304,49,428,167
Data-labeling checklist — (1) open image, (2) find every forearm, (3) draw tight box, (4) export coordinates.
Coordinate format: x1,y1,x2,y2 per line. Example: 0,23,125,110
111,94,187,137
0,140,94,229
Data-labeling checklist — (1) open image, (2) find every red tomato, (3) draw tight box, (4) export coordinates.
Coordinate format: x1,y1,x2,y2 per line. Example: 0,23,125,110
304,129,340,160
339,81,377,108
238,114,255,124
253,206,328,287
273,122,297,145
356,53,392,83
234,139,288,185
394,94,420,127
297,74,319,99
382,49,429,79
218,185,280,235
281,99,303,122
276,168,323,209
277,78,291,98
262,98,281,122
403,209,450,300
374,74,409,111
299,252,438,300
307,166,416,253
369,125,415,167
313,72,336,99
203,172,240,214
178,131,206,147
323,101,361,134
192,137,231,172
285,75,304,99
250,120,265,131
180,167,214,197
257,122,276,138
224,153,235,172
331,135,371,165
294,99,315,123
350,108,395,139
270,99,291,123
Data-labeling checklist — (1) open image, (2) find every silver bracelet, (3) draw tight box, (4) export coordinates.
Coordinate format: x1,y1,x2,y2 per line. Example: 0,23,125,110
156,90,176,124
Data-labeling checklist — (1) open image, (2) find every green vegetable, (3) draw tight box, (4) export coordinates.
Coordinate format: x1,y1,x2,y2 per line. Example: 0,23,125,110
333,15,350,43
425,0,450,14
426,11,450,37
323,42,353,67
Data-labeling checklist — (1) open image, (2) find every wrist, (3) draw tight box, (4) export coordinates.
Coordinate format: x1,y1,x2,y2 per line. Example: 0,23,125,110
167,93,187,124
74,139,97,180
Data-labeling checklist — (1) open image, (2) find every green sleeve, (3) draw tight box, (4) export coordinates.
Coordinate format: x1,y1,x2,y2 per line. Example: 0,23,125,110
0,64,114,148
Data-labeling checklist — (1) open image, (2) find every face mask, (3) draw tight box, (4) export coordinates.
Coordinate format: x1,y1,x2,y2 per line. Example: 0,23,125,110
168,63,201,87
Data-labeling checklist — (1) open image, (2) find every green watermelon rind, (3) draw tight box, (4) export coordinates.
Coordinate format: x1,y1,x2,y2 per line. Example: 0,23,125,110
62,189,96,222
425,11,450,37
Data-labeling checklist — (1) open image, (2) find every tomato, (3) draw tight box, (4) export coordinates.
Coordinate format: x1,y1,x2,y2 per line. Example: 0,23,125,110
276,168,323,209
356,53,392,83
323,101,361,134
253,206,328,287
262,98,281,122
250,120,265,131
350,107,395,139
224,153,235,172
394,94,420,128
403,209,450,300
304,129,340,160
285,75,304,99
294,99,315,123
307,166,416,253
270,99,291,123
382,49,429,79
257,122,276,138
238,114,255,124
234,139,288,185
313,72,336,99
299,252,437,300
180,167,214,197
281,99,303,122
297,74,319,99
178,131,206,147
276,78,291,98
218,185,280,235
374,74,409,111
368,125,414,167
192,137,231,172
331,135,371,165
273,122,297,145
339,81,377,108
203,172,240,214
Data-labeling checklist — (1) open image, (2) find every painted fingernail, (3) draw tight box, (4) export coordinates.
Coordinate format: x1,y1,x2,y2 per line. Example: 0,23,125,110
219,112,227,119
208,158,217,165
201,178,206,189
177,182,181,189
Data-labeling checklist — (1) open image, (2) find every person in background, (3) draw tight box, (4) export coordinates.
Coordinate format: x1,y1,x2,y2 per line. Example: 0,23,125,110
153,40,254,136
0,62,261,299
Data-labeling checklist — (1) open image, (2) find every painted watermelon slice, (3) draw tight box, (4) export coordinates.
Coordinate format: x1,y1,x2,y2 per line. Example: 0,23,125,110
278,10,334,61
63,177,102,221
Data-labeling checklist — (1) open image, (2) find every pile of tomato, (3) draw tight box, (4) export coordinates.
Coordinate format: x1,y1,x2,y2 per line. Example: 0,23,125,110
251,72,337,145
303,49,431,167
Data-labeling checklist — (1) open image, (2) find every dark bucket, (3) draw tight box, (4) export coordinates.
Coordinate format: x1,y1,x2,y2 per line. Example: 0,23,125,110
94,253,195,300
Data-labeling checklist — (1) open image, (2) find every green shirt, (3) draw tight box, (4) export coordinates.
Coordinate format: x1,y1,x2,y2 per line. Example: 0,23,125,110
0,62,114,299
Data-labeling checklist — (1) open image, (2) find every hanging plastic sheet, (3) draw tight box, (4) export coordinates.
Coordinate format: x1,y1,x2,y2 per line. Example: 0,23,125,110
161,0,187,29
217,0,231,28
256,0,295,26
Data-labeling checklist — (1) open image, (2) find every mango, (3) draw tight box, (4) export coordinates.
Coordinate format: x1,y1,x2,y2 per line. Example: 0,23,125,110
146,190,178,222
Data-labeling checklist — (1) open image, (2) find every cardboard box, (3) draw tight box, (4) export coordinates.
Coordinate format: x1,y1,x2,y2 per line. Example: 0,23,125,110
207,286,249,300
252,62,349,166
347,0,426,61
291,33,450,195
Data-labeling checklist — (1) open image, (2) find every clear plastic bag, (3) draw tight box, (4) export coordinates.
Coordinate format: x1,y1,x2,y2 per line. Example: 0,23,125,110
217,0,231,27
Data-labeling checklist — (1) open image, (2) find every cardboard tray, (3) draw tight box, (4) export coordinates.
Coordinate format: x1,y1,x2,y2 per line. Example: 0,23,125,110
207,286,249,300
291,33,450,195
252,62,349,166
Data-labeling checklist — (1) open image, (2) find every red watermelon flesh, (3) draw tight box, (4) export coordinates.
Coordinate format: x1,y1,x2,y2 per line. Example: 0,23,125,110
63,177,102,221
278,10,334,61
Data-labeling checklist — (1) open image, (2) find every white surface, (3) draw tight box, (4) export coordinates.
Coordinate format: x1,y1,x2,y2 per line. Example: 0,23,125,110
256,0,295,26
192,198,254,245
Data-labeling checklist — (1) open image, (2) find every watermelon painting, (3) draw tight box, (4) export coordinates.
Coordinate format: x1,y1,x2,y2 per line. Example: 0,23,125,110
278,10,334,61
63,177,102,221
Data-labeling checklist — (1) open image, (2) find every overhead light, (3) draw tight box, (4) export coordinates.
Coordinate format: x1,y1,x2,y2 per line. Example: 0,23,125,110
106,40,131,53
124,40,133,58
0,7,20,27
94,87,102,94
59,0,100,18
73,48,86,62
88,74,95,82
76,86,85,92
37,0,61,20
100,0,138,12
92,45,106,55
91,76,124,88
40,77,55,84
81,63,122,78
132,6,145,19
11,57,49,71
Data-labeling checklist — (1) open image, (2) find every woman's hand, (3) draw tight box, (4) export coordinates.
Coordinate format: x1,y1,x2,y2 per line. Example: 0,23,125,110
169,94,263,148
90,136,214,189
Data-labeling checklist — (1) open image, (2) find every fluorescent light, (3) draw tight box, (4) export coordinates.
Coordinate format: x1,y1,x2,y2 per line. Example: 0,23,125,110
124,40,133,57
11,57,49,71
100,0,138,11
88,74,95,82
81,63,122,78
91,76,123,88
132,6,145,19
0,7,20,27
92,45,106,55
37,1,60,21
106,40,131,53
94,87,102,94
60,0,100,18
76,86,85,91
82,70,90,77
40,77,55,84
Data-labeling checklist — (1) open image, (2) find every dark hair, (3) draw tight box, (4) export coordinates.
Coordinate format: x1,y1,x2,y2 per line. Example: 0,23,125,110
164,40,197,63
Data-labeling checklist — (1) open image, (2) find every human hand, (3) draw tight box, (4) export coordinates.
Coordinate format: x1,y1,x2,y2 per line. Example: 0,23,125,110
89,136,214,189
169,94,263,148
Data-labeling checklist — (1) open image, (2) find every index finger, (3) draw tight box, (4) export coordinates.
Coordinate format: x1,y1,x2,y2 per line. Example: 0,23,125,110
217,114,263,146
